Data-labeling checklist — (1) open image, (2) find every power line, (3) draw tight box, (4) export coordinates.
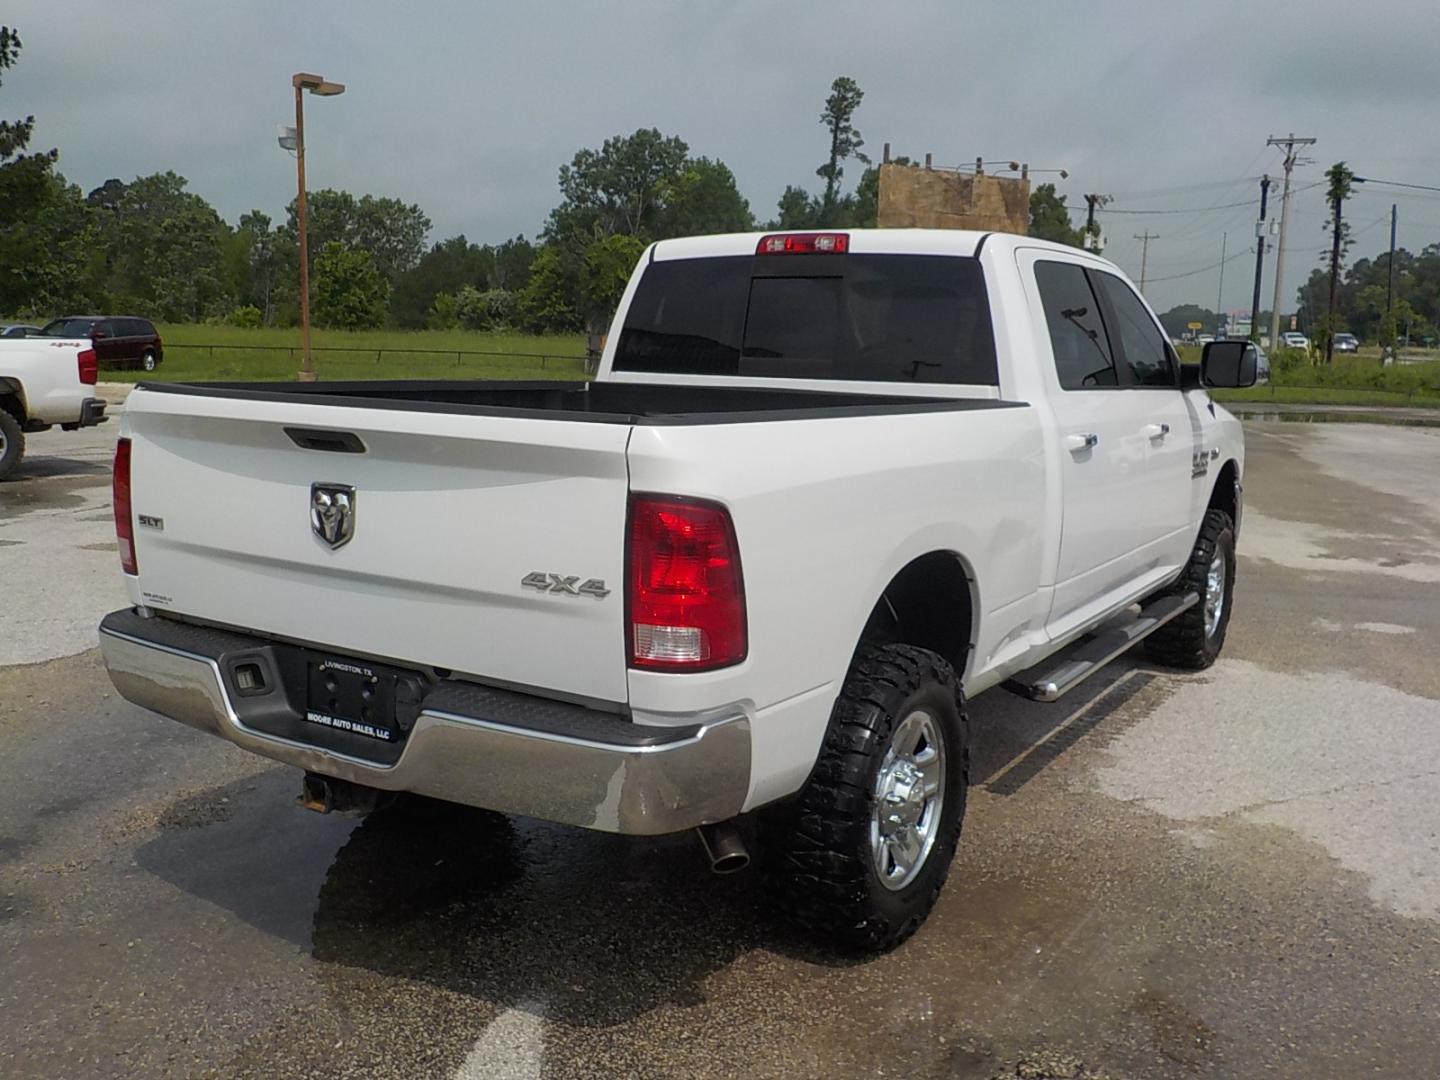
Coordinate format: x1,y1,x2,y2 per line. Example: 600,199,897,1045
1144,247,1252,284
1094,179,1325,215
1354,176,1440,194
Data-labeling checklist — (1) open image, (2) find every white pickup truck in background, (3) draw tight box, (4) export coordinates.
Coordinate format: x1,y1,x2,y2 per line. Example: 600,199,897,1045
98,229,1253,950
0,337,108,480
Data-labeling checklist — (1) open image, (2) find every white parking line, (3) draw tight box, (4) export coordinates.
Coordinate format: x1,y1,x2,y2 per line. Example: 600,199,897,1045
452,1005,546,1080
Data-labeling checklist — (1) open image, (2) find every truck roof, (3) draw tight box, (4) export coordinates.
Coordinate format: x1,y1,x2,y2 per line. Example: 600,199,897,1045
649,228,1094,262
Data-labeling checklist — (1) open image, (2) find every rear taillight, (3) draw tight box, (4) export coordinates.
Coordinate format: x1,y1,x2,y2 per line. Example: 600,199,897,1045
756,232,849,255
627,495,746,671
77,348,97,385
113,437,137,575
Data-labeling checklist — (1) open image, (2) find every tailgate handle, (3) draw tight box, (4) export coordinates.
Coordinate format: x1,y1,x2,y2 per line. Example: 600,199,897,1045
284,427,366,454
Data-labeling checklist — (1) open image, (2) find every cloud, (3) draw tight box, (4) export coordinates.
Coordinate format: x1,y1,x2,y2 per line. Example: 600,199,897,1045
7,0,1439,311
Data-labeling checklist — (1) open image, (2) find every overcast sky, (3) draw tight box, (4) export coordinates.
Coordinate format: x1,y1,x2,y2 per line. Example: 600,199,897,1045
9,0,1440,312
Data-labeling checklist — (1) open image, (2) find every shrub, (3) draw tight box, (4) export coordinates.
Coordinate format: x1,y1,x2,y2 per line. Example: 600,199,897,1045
455,285,517,332
426,292,459,331
1268,346,1309,375
227,304,262,329
312,242,389,330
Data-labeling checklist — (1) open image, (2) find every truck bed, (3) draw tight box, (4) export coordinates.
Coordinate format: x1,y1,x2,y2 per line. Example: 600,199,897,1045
135,379,1019,425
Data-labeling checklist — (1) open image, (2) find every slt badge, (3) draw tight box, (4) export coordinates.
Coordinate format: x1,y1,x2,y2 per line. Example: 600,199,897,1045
311,483,356,549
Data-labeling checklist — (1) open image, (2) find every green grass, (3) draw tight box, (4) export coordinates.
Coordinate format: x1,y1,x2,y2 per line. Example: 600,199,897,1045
103,325,590,383
1179,344,1440,408
1211,385,1440,409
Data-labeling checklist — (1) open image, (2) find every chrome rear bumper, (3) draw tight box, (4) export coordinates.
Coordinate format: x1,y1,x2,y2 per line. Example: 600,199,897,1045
98,610,749,835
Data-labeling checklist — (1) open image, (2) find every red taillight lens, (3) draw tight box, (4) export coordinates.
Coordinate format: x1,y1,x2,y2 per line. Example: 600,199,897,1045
77,348,98,385
113,437,137,575
756,232,850,255
627,495,746,671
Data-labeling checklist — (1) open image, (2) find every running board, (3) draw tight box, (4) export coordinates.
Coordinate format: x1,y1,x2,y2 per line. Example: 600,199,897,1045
1002,592,1199,703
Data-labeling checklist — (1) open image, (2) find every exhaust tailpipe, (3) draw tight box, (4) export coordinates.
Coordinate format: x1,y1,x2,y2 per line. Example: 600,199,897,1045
696,821,750,874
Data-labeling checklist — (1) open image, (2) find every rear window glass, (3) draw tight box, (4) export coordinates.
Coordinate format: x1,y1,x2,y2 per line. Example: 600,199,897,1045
615,254,999,385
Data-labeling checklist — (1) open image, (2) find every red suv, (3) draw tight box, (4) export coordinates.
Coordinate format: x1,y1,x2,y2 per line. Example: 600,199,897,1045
41,316,164,371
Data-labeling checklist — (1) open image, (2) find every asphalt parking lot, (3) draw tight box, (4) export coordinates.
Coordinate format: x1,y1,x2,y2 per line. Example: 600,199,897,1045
2,410,1439,1079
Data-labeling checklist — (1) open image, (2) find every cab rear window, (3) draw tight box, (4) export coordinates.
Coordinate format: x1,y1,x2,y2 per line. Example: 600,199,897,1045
614,254,999,385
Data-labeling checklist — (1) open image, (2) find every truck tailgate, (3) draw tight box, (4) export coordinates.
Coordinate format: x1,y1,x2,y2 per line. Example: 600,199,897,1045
122,389,632,703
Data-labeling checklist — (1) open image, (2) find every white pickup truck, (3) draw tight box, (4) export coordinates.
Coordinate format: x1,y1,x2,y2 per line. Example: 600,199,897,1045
99,229,1252,950
0,337,108,479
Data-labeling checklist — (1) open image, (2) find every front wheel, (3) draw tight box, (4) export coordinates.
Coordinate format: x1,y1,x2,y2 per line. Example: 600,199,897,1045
0,409,25,481
1144,508,1236,670
761,643,969,952
140,350,157,372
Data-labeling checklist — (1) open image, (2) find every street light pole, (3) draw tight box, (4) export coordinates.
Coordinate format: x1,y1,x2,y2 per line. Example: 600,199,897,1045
289,72,345,383
293,79,313,382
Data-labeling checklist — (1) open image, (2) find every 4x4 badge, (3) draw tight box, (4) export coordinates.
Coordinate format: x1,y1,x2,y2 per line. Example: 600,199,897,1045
311,483,356,549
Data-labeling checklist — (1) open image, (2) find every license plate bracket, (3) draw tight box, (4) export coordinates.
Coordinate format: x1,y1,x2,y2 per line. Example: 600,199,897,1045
304,656,402,744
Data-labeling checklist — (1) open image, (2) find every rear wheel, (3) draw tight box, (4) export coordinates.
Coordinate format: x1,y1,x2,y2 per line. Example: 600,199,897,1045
761,643,969,952
1144,509,1235,670
0,409,24,481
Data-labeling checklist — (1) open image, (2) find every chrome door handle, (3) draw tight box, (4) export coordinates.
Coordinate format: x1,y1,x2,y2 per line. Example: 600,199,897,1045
1143,423,1170,439
1064,433,1099,451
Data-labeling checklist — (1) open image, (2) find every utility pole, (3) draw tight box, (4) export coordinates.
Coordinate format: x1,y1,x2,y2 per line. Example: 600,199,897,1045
1266,133,1316,350
1385,203,1397,361
1134,231,1159,293
1215,232,1228,337
1249,175,1270,342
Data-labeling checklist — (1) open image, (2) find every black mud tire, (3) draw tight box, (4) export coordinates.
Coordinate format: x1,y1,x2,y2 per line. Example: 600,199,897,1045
1144,508,1235,670
0,408,24,481
760,643,969,953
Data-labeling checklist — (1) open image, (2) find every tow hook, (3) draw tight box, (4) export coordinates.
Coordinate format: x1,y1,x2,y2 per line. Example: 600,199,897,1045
297,772,390,816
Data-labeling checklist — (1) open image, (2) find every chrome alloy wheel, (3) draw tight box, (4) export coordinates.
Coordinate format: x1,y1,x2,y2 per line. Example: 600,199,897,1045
870,708,946,891
1204,550,1227,639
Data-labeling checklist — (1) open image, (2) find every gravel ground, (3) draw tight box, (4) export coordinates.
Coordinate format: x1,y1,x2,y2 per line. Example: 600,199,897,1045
2,414,1439,1079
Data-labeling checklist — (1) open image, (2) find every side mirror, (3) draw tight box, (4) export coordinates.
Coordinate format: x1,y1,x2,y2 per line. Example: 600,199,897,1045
1201,340,1257,388
90,329,107,341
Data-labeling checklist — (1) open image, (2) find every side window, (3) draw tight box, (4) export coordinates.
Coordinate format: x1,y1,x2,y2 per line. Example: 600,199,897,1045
1033,261,1119,390
1092,273,1176,387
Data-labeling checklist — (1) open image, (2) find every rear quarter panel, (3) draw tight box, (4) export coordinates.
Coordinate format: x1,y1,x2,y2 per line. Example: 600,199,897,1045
625,405,1046,807
0,339,88,424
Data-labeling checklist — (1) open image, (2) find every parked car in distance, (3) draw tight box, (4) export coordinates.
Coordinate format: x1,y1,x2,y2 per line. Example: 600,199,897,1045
40,316,164,371
1,323,41,338
1281,331,1310,352
1333,333,1359,353
1252,342,1271,383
